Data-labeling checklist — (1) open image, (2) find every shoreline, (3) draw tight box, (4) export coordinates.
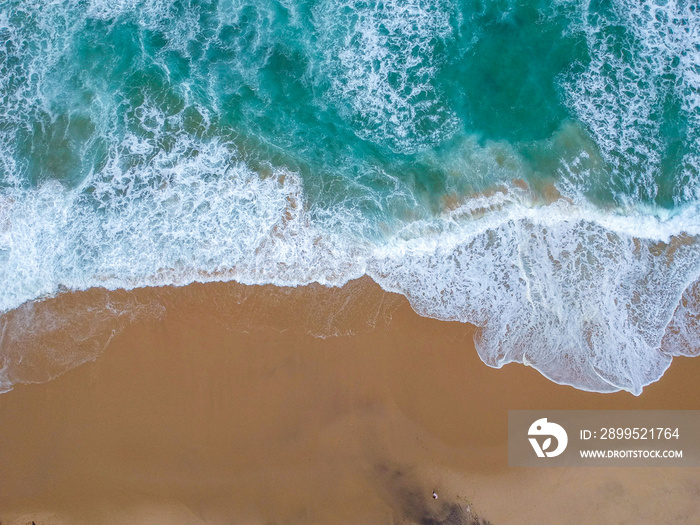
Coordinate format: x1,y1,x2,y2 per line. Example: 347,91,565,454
1,277,699,523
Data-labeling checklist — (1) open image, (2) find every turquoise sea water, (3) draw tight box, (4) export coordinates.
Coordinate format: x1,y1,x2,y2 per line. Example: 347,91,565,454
1,0,699,394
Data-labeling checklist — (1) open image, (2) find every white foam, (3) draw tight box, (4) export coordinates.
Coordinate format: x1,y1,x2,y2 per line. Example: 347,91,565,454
3,136,700,396
368,195,700,394
311,0,458,154
84,0,171,22
560,0,700,203
662,277,700,357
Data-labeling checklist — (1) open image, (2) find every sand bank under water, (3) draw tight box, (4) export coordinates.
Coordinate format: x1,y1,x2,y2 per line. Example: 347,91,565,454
1,277,699,524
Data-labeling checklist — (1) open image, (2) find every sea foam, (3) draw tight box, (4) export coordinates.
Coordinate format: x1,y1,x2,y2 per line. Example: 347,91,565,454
3,150,700,395
312,0,459,154
561,0,700,204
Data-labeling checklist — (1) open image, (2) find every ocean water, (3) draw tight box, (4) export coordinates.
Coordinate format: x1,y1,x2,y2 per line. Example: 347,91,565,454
1,0,699,394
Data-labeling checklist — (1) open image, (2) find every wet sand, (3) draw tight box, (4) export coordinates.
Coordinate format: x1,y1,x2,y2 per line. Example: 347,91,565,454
1,277,699,524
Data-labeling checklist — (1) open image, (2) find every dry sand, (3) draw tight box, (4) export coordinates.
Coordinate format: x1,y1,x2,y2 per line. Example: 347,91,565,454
1,277,699,524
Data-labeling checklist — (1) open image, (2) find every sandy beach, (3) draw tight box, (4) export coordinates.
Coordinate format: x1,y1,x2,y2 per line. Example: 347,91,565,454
1,277,699,524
